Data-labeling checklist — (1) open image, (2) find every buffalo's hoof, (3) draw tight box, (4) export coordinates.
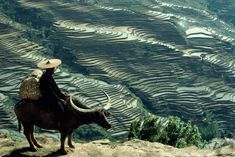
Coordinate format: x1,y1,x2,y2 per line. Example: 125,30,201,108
58,149,67,155
29,147,37,152
36,144,43,148
69,144,75,148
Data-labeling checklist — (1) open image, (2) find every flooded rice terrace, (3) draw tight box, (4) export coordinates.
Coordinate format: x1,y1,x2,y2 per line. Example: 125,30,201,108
0,0,235,139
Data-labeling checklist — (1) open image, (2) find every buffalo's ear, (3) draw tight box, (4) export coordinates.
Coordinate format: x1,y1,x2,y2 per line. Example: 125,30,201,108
104,111,112,117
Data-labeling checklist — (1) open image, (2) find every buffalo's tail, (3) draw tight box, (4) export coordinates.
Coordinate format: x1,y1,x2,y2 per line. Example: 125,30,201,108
17,118,22,132
15,100,23,132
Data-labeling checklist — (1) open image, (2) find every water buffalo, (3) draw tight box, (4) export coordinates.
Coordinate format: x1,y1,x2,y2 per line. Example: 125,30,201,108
14,92,111,155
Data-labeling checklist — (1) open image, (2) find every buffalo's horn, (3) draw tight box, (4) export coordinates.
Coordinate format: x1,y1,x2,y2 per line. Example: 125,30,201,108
103,91,111,110
69,91,111,112
70,96,96,113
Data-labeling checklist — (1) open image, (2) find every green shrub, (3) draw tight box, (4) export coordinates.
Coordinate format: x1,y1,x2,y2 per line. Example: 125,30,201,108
199,123,222,141
128,114,202,148
199,111,224,141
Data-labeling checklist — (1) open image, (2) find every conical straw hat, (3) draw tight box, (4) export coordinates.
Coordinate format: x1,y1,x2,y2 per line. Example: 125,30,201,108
37,59,61,69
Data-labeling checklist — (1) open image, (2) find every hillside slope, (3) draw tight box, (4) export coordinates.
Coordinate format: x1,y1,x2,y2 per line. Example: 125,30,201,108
1,134,235,157
1,0,235,142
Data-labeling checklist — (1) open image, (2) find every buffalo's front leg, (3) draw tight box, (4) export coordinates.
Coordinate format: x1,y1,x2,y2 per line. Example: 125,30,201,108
23,123,37,152
68,130,75,148
59,132,68,155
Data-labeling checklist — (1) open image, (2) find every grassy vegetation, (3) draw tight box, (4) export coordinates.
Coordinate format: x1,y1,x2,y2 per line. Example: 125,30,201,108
128,109,235,149
128,113,203,148
198,111,235,141
198,111,224,141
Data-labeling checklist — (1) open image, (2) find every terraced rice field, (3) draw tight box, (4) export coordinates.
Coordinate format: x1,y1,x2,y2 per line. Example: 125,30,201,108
0,0,235,138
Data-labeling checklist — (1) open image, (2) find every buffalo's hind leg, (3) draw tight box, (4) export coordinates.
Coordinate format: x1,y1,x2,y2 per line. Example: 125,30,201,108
31,126,43,148
23,123,37,152
68,130,75,148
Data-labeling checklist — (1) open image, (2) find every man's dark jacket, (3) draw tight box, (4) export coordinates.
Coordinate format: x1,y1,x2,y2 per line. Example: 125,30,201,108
39,72,66,105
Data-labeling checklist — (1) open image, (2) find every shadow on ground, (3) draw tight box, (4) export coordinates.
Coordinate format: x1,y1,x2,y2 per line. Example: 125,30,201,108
2,147,65,157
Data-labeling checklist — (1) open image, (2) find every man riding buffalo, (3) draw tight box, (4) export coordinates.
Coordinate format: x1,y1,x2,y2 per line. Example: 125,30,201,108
15,59,112,154
37,59,67,125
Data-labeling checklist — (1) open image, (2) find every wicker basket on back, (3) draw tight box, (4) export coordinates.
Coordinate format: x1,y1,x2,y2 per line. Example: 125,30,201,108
19,69,43,100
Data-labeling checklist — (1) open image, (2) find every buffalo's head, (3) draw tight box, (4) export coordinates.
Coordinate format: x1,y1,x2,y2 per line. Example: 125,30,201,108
69,91,112,129
94,108,111,129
